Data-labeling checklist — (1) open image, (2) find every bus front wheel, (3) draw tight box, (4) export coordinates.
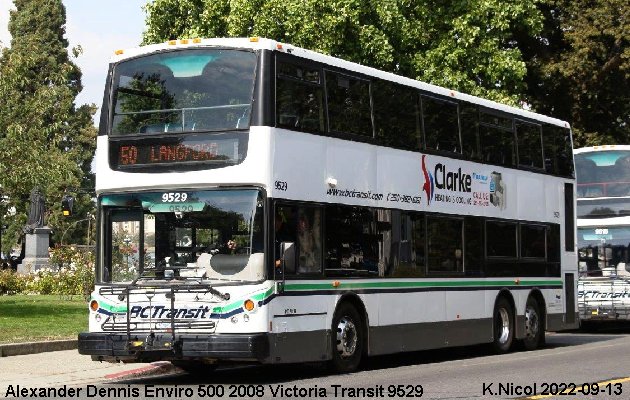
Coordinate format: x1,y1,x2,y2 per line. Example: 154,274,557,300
492,297,514,353
331,303,363,373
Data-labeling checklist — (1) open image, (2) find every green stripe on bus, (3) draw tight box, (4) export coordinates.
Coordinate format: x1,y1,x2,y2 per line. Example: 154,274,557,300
213,286,275,314
96,300,128,313
284,280,563,291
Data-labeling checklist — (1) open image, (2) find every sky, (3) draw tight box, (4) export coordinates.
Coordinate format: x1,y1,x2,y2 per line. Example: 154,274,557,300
0,0,146,123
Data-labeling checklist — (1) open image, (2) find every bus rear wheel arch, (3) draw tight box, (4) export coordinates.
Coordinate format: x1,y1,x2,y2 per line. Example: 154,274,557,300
330,301,365,373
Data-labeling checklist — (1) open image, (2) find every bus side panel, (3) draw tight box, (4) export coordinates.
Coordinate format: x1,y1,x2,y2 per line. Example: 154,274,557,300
370,290,491,355
444,290,491,347
268,291,330,363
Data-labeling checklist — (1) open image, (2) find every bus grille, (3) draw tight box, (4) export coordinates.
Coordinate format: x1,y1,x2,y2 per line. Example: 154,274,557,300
101,317,217,332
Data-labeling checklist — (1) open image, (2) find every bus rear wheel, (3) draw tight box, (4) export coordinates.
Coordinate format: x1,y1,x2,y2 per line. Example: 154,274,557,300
492,297,514,354
523,297,544,350
330,303,364,373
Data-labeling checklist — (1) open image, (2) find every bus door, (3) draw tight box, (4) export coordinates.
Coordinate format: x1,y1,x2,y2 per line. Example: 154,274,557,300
271,203,328,362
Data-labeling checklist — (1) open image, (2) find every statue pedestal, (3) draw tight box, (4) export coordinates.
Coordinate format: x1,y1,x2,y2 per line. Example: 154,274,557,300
18,227,51,274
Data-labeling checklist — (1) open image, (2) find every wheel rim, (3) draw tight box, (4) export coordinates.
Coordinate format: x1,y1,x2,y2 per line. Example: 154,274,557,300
336,316,358,358
498,308,510,344
525,304,540,341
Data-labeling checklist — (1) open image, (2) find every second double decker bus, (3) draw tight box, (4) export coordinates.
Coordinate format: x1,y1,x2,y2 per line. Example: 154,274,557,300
575,146,630,325
79,38,578,372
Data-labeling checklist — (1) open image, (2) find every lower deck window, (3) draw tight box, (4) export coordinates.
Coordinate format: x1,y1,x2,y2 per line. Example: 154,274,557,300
486,221,517,258
427,217,463,274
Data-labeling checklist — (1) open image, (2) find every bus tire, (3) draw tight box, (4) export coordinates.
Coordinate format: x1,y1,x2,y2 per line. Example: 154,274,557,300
523,297,544,351
492,296,514,354
330,302,363,373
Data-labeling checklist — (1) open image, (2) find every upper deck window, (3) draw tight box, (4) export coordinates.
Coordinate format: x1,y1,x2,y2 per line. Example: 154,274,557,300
111,49,257,136
276,61,324,133
575,150,630,198
325,71,372,137
421,96,460,153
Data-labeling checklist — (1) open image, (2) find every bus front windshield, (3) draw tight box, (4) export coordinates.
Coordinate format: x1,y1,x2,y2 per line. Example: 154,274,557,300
99,189,264,283
578,226,630,277
110,49,257,135
575,150,630,198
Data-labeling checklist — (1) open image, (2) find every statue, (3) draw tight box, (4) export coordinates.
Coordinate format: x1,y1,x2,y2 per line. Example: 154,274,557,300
23,187,46,234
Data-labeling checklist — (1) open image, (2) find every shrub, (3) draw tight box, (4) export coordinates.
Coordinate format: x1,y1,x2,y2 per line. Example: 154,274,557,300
0,269,27,294
0,246,95,299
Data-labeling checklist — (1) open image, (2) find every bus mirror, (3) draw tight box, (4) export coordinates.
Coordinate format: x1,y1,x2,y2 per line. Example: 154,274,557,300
280,242,295,275
61,195,74,217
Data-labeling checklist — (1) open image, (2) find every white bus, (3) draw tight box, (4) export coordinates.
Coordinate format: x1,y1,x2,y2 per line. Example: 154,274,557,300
575,146,630,324
78,38,578,372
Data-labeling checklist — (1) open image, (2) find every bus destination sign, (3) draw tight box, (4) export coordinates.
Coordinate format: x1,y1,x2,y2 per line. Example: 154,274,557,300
110,134,243,169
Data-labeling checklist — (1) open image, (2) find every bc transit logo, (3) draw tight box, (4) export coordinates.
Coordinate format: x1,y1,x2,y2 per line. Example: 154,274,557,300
421,155,434,205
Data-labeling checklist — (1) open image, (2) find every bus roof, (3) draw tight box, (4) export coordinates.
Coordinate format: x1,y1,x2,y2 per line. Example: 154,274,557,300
574,145,630,154
111,37,570,129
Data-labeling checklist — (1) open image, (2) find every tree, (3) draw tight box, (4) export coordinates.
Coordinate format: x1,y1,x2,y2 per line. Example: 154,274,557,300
143,0,544,105
0,0,97,253
519,0,629,146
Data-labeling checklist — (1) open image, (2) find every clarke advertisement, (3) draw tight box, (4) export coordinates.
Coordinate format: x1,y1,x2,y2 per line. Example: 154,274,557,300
314,148,512,217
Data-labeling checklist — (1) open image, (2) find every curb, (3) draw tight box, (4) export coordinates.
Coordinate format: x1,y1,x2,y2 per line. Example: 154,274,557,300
0,339,77,357
105,361,178,380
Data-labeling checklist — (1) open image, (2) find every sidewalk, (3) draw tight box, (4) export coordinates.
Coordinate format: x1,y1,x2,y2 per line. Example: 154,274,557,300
0,349,175,393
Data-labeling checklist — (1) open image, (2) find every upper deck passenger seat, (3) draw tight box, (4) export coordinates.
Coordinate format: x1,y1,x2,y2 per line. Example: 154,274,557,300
614,155,630,178
575,158,601,197
610,155,630,196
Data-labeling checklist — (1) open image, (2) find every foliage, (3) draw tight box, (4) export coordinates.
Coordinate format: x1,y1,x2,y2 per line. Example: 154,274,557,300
518,0,629,146
0,0,97,254
0,268,27,294
0,245,94,299
143,0,544,105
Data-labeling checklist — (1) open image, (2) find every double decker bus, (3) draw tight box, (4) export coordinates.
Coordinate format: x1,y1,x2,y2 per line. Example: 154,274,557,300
575,146,630,324
79,38,578,372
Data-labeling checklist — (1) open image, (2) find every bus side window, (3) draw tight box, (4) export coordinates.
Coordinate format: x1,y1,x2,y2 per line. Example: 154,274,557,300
373,80,421,151
276,205,323,276
479,111,515,167
427,216,463,274
325,71,373,137
543,124,574,177
464,216,484,276
421,96,460,153
486,221,518,258
516,121,543,169
325,205,378,277
276,61,324,133
460,103,481,160
388,212,426,278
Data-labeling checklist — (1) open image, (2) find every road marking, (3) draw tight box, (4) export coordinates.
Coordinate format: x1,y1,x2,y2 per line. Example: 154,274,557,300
523,376,630,399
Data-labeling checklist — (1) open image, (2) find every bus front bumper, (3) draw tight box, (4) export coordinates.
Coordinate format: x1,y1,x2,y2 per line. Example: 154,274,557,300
78,332,270,363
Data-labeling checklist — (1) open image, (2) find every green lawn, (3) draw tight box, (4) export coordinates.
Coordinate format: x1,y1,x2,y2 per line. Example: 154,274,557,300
0,295,88,343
